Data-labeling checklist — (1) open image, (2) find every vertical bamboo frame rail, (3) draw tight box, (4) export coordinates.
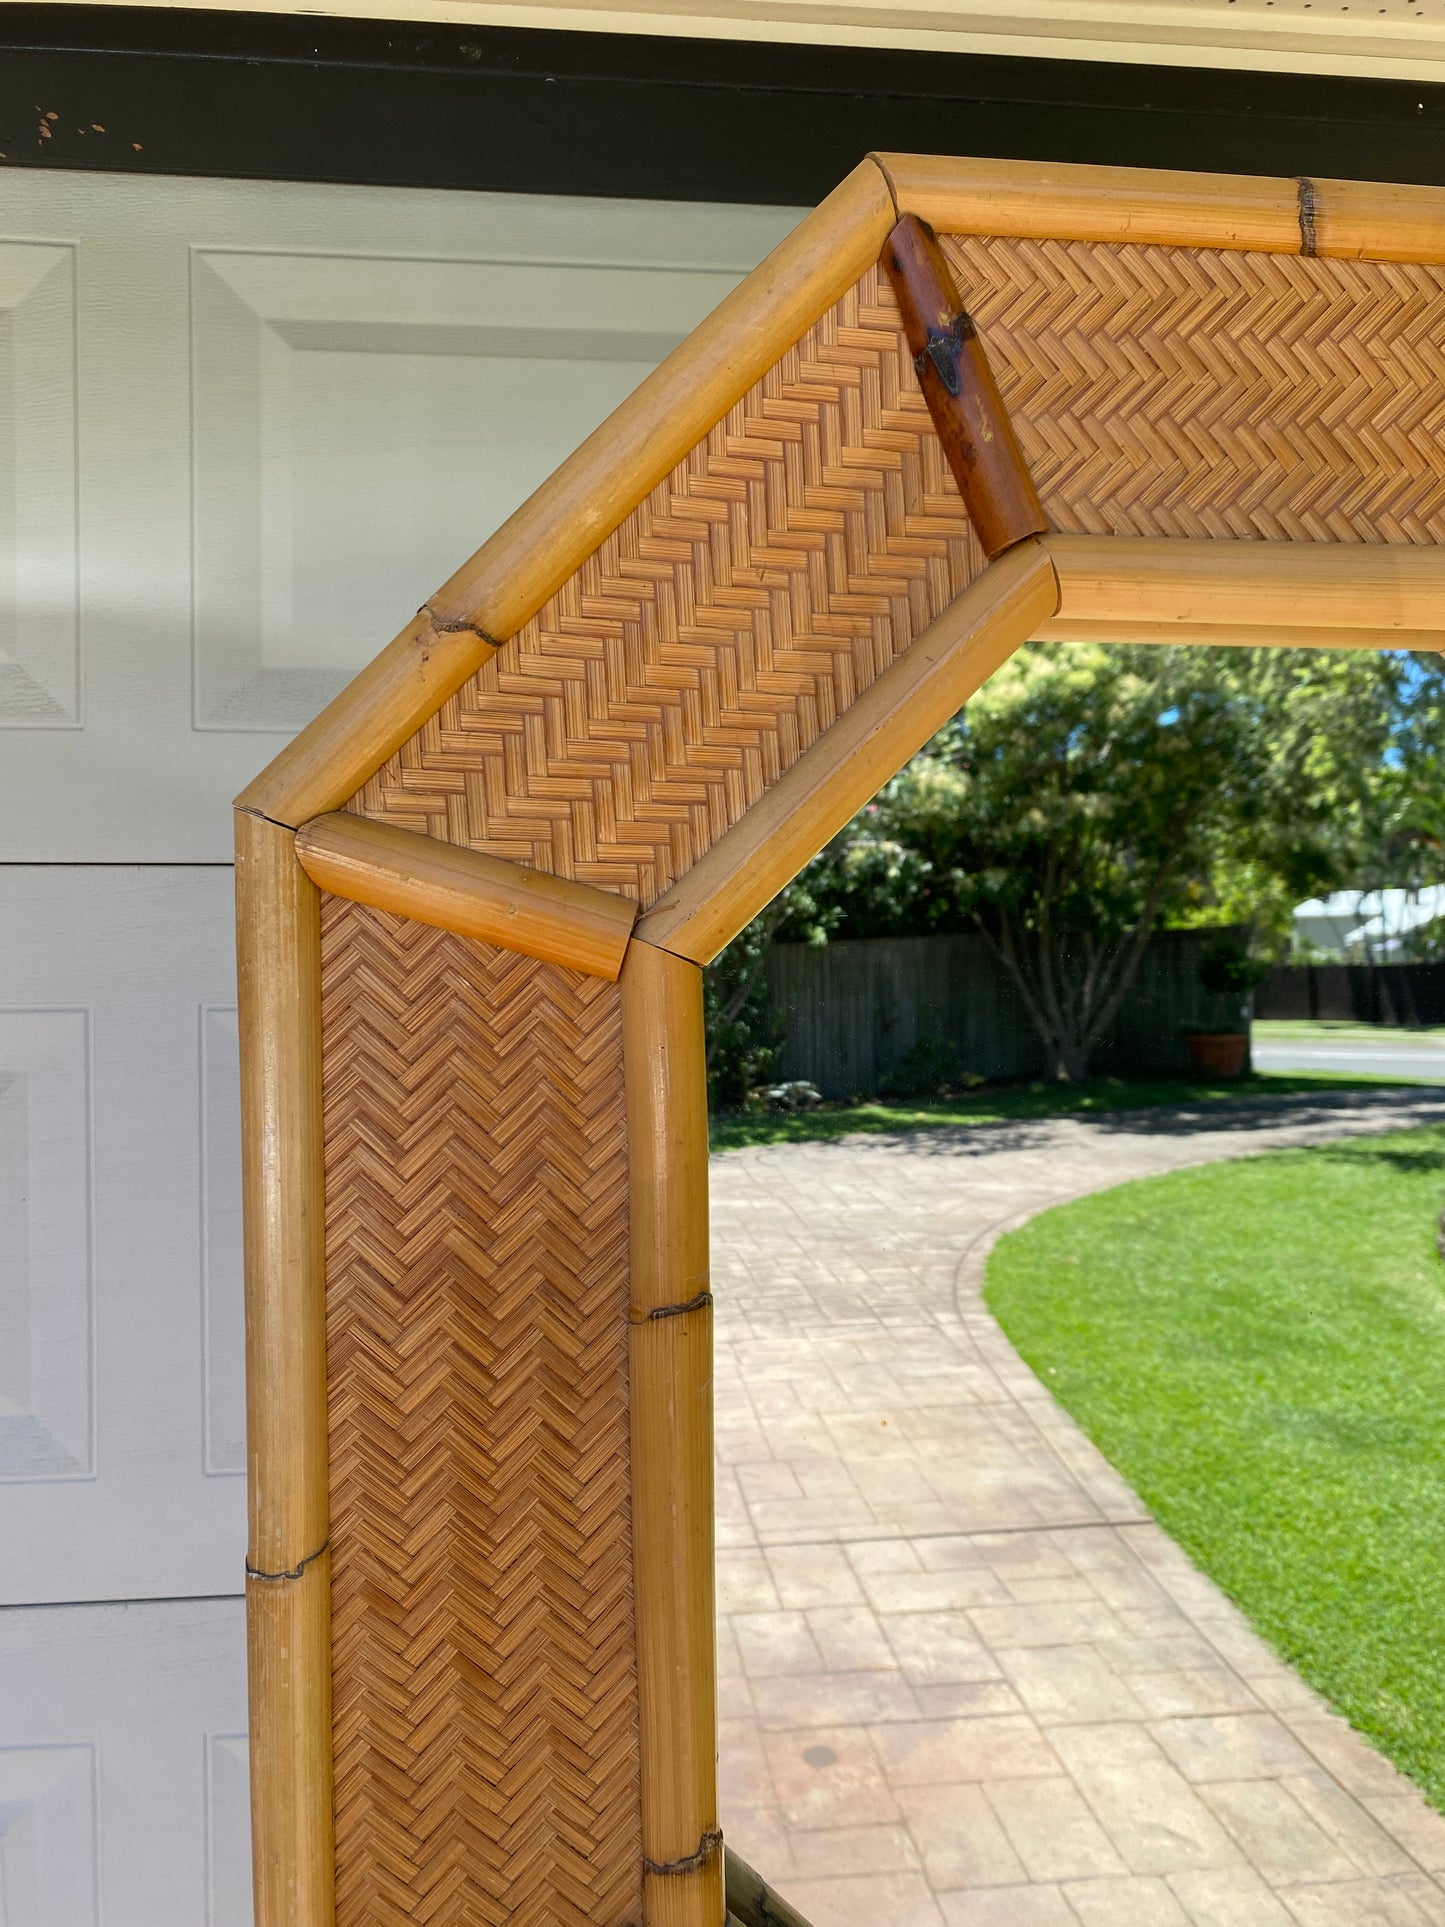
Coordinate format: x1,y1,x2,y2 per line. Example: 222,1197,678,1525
623,940,721,1927
235,810,334,1927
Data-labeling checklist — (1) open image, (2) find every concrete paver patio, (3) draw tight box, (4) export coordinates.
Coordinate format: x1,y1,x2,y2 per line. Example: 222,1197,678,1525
711,1089,1445,1926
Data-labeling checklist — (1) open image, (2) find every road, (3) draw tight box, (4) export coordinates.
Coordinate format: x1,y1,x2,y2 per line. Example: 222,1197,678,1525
1255,1040,1445,1082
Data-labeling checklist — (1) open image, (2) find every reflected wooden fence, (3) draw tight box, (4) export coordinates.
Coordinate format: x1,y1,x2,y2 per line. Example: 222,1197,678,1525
765,928,1244,1099
1258,962,1445,1028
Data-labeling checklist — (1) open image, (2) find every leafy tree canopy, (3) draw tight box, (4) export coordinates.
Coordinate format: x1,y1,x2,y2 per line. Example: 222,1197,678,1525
731,642,1445,1085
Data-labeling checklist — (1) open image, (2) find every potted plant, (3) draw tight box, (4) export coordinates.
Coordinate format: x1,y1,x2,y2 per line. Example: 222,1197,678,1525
1184,935,1267,1078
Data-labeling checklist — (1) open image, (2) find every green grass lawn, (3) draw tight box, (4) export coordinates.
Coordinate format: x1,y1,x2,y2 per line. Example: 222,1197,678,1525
709,1069,1419,1153
1255,1019,1445,1048
986,1124,1445,1807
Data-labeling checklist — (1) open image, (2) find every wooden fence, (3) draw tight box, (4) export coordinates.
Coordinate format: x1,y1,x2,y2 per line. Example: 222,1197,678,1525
764,928,1245,1099
1257,962,1445,1027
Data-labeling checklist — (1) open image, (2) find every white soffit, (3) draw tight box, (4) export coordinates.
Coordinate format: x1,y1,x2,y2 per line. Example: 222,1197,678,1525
80,0,1445,86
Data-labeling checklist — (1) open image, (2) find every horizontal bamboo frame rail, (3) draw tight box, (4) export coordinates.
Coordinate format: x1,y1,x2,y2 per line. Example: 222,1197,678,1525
634,537,1060,966
294,811,637,979
622,940,721,1927
235,159,895,831
234,810,334,1927
1042,622,1445,655
1040,535,1445,644
874,153,1445,262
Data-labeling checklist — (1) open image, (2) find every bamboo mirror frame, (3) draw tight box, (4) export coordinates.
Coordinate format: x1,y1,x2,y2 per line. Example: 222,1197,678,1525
235,152,1445,1927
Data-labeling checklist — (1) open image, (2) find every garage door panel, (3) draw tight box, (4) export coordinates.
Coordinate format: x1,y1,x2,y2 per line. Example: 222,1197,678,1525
0,1598,249,1926
0,173,799,861
0,868,244,1603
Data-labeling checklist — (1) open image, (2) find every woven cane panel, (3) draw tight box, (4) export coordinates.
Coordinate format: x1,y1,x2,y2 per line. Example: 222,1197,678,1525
321,897,640,1927
352,241,1445,904
353,268,983,901
949,235,1445,546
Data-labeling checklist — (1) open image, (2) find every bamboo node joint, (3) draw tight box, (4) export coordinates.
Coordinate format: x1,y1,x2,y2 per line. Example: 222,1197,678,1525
646,1828,724,1877
1296,177,1319,256
246,1539,329,1583
421,603,505,650
632,1288,713,1324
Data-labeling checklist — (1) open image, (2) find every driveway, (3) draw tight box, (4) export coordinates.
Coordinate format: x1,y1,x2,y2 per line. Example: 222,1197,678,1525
711,1088,1445,1927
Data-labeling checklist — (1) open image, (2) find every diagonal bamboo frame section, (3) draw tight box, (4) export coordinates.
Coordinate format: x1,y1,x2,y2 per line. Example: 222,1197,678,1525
237,150,1445,1927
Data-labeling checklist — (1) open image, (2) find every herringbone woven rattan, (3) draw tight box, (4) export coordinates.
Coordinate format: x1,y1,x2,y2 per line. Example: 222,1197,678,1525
351,266,983,901
321,899,639,1927
351,243,1445,904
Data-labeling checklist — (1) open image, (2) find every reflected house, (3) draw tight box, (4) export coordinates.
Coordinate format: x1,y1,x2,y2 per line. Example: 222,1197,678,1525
1293,887,1445,961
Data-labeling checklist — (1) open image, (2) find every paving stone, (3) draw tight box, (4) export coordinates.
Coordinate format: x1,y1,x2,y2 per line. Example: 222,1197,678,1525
1147,1715,1316,1784
1048,1725,1244,1875
882,1612,1004,1686
1277,1878,1440,1925
997,1644,1148,1726
733,1610,825,1679
787,1821,922,1878
1280,1771,1414,1876
1166,1867,1297,1924
939,1884,1080,1924
862,1568,1012,1615
779,1871,948,1926
716,1548,779,1614
753,1668,921,1731
968,1599,1125,1649
898,1782,1027,1889
1282,1709,1413,1797
985,1775,1129,1880
873,1715,1059,1787
1064,1874,1193,1923
1197,1780,1358,1883
1363,1792,1445,1874
912,1680,1026,1719
763,1725,901,1830
1126,1670,1264,1720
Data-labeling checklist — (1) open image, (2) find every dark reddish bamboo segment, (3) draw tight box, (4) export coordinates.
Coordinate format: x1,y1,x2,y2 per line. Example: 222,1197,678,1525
882,213,1048,558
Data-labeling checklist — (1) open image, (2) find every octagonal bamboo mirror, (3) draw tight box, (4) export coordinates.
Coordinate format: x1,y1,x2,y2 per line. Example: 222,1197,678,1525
236,151,1445,1927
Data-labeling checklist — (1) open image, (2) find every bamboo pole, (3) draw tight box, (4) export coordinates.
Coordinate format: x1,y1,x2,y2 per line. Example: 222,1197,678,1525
1311,176,1445,263
877,153,1302,252
294,812,637,980
634,538,1058,967
880,154,1445,265
1043,533,1445,640
622,939,721,1927
881,213,1047,560
235,160,896,831
234,808,334,1927
1038,620,1445,654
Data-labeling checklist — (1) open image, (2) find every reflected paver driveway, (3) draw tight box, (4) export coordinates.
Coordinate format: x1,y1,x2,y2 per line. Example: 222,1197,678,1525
712,1089,1445,1926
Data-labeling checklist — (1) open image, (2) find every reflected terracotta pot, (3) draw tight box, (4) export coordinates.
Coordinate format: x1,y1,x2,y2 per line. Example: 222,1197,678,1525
1185,1032,1249,1078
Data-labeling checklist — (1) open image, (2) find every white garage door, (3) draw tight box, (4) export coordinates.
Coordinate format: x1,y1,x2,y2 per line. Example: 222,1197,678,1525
0,167,798,1925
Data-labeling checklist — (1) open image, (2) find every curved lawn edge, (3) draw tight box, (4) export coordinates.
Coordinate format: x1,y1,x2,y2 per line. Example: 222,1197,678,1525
985,1122,1445,1810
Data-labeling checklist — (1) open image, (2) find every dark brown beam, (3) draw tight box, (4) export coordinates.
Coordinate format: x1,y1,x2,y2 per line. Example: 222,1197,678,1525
882,213,1048,559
